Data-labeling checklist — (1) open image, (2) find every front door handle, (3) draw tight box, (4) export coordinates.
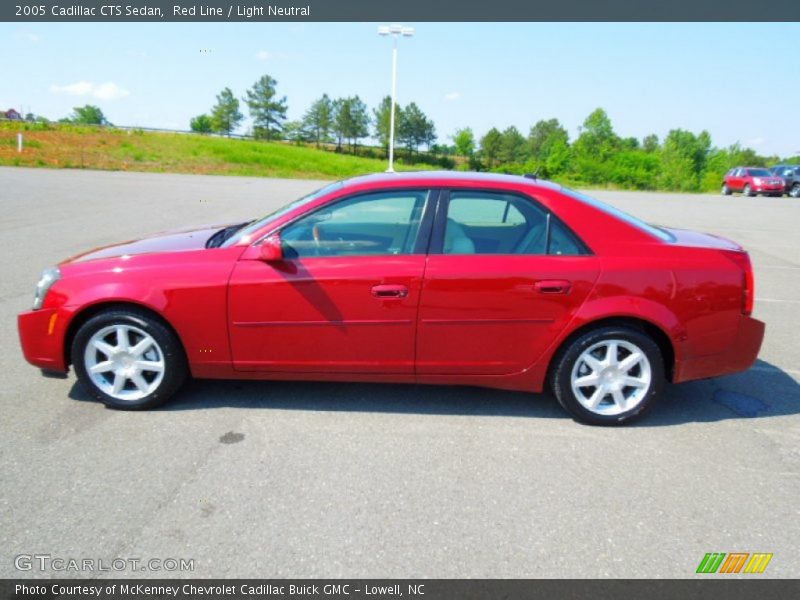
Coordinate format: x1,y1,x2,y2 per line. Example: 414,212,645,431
371,284,409,299
533,279,571,294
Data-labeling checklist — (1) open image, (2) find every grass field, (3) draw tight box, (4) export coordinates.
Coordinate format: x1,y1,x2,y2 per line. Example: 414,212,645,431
0,122,434,179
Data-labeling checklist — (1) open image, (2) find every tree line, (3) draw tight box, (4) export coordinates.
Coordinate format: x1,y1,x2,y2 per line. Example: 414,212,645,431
188,74,795,193
456,108,790,193
24,70,797,193
191,75,436,157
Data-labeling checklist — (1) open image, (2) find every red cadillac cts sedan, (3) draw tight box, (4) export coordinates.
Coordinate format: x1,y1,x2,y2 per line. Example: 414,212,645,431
18,172,765,425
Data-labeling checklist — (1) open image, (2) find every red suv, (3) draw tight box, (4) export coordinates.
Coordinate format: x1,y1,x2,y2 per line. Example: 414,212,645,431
722,167,785,197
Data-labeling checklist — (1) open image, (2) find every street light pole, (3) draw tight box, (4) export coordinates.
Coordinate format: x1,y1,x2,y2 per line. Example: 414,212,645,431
387,36,398,173
378,24,414,173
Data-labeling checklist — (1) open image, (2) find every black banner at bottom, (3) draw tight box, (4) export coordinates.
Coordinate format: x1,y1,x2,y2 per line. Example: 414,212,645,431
3,580,800,600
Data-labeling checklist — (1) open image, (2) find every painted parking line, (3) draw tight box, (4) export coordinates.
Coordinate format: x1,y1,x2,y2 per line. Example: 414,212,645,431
755,265,800,270
756,298,800,304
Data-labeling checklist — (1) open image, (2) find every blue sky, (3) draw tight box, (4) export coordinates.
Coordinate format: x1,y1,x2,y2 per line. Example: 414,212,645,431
2,22,798,156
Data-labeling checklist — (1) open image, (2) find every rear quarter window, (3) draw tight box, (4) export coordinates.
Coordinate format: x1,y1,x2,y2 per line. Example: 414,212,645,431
561,187,674,242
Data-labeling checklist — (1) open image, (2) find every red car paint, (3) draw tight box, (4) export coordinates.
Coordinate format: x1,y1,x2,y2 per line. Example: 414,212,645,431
18,172,764,394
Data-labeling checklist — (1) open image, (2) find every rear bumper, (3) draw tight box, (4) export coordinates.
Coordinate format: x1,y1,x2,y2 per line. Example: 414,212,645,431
674,315,765,383
18,308,69,373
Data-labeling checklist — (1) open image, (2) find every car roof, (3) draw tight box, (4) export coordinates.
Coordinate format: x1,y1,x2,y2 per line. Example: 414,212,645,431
339,170,564,193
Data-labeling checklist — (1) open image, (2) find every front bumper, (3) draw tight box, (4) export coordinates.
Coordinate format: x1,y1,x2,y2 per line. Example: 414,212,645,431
674,315,765,383
752,184,784,194
18,308,70,373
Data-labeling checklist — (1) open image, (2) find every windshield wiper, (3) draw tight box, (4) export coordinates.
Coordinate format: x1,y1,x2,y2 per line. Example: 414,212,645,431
205,222,250,249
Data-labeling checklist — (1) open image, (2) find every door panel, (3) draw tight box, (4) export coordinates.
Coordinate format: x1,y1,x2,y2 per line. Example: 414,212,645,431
418,188,599,376
228,256,425,373
416,255,600,375
227,188,434,374
731,170,744,190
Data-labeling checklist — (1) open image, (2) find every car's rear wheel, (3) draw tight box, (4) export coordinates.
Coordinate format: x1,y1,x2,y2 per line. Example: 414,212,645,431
71,308,187,410
721,183,732,195
743,184,754,197
791,183,800,198
550,326,664,425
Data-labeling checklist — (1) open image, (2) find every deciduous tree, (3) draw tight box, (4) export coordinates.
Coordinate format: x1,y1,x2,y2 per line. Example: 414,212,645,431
480,127,503,168
528,119,568,163
70,105,109,126
498,126,527,164
453,127,475,157
190,114,213,134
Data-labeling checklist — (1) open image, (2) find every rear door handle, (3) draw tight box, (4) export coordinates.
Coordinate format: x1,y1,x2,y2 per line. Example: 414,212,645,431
533,279,571,294
371,284,409,298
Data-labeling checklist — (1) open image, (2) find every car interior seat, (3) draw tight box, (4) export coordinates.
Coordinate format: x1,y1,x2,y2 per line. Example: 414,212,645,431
444,218,476,254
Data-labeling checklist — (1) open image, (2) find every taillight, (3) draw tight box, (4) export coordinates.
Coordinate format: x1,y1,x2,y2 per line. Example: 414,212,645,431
743,263,754,316
724,251,754,316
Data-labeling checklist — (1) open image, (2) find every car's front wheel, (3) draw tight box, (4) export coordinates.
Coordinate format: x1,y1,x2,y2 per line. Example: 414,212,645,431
790,183,800,198
743,184,755,197
550,326,664,425
71,308,187,410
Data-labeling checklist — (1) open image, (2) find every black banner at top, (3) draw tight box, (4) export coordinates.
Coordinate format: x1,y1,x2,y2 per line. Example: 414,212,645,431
4,0,800,22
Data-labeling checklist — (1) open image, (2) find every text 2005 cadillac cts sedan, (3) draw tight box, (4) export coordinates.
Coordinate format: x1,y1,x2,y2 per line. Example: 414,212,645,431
18,172,765,425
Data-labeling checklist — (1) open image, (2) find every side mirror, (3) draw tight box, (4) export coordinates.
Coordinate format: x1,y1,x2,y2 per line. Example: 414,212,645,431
259,234,283,262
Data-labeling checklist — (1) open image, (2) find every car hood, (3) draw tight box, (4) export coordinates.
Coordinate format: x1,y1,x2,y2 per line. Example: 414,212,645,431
64,225,227,264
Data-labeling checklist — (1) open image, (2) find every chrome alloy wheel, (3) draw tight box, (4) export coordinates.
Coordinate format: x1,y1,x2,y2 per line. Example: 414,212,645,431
84,324,166,401
570,339,652,416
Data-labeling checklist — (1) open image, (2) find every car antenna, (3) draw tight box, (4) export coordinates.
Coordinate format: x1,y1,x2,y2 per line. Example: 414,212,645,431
523,170,539,180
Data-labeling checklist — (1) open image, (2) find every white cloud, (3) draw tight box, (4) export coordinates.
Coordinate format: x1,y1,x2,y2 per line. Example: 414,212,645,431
255,50,272,61
50,81,130,101
443,92,461,102
93,83,130,101
51,81,93,96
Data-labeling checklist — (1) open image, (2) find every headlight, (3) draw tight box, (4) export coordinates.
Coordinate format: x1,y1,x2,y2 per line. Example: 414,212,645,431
753,177,762,185
32,267,61,310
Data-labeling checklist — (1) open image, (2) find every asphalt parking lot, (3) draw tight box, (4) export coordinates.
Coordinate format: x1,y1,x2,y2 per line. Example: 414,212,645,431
1,166,798,578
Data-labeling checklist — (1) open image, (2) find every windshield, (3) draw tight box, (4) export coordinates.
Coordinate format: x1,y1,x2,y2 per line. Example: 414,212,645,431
561,187,674,242
748,169,772,177
222,181,343,247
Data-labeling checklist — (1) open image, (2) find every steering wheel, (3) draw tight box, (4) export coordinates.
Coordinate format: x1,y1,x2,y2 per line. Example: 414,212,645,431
312,223,341,257
311,223,325,256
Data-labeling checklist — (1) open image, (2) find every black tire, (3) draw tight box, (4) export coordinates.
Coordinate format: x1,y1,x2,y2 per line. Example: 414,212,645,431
549,326,665,426
791,184,800,198
71,308,187,410
721,183,732,196
743,184,754,197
